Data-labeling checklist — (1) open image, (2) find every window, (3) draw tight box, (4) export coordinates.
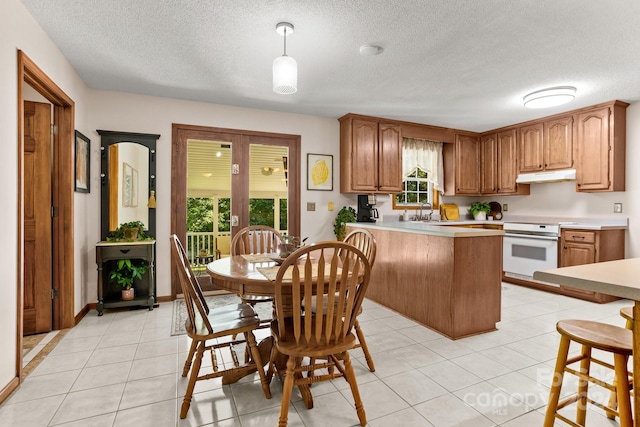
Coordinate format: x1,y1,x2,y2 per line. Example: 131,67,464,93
393,167,439,210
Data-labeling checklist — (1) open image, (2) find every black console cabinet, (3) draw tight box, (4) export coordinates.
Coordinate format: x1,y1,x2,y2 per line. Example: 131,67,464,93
96,240,156,315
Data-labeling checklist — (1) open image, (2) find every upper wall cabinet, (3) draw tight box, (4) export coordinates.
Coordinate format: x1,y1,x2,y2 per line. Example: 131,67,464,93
518,116,573,174
544,115,574,170
481,129,529,195
575,101,628,192
339,115,402,193
453,134,481,195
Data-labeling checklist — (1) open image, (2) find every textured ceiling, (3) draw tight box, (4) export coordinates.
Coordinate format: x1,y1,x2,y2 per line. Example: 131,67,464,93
21,0,640,132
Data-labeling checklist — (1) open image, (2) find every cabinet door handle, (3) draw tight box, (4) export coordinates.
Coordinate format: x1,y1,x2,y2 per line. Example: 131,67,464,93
119,249,131,254
573,236,585,239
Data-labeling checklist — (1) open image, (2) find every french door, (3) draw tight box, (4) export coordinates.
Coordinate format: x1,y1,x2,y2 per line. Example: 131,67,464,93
171,124,300,296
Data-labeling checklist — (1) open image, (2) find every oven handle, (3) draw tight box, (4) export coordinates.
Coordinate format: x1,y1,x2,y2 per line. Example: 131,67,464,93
504,233,559,241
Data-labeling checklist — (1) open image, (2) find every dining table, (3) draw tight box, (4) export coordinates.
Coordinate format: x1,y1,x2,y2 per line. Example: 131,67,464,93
533,257,640,427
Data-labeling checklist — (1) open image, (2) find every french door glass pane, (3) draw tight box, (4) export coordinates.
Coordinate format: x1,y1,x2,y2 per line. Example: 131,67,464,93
249,144,289,234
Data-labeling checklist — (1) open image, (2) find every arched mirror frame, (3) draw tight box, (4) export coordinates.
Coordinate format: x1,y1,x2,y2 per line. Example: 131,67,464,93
98,130,159,241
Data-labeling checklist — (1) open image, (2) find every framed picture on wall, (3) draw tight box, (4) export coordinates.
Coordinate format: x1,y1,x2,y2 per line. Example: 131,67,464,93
307,153,333,191
74,130,90,193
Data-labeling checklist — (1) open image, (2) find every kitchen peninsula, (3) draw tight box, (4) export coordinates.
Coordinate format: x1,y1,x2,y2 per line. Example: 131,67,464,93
347,222,503,339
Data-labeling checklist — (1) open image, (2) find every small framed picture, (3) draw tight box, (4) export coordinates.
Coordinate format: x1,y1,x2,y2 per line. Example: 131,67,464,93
307,153,333,191
74,130,90,193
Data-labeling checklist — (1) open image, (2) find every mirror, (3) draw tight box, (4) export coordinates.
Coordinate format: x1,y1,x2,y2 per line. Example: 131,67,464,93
98,130,159,241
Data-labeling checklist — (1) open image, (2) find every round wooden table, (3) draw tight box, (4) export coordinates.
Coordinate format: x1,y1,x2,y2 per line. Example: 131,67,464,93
206,254,280,296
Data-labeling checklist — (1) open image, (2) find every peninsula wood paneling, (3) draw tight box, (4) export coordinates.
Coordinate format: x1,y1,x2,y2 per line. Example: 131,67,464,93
351,226,502,339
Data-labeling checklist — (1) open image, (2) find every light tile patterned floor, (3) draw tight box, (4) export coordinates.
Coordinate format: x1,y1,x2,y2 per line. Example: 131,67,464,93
0,283,632,426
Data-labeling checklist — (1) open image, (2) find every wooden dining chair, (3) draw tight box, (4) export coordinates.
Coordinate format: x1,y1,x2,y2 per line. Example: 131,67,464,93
231,225,283,307
308,229,377,371
270,241,371,427
169,235,271,419
342,229,377,371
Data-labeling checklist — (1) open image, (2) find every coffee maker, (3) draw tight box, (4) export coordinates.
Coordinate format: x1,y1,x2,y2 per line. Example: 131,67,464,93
356,194,378,222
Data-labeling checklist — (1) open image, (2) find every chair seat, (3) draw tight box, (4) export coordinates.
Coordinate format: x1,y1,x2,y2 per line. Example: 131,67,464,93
307,295,363,316
241,294,274,304
557,319,632,355
271,318,357,358
186,303,260,337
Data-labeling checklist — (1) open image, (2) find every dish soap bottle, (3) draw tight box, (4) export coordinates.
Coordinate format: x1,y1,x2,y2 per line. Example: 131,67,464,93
403,210,409,221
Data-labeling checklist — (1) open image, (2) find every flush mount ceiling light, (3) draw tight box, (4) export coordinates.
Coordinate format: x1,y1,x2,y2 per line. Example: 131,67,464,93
523,86,576,109
359,44,383,56
273,22,297,95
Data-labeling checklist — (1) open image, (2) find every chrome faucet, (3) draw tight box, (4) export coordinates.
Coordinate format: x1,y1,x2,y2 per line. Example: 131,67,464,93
419,202,433,221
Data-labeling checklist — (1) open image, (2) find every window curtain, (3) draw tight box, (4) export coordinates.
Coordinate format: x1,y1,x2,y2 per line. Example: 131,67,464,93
402,137,443,192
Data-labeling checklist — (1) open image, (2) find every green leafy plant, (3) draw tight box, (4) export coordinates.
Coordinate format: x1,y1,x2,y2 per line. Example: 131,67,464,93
469,202,491,217
109,258,149,290
107,220,151,241
333,206,357,240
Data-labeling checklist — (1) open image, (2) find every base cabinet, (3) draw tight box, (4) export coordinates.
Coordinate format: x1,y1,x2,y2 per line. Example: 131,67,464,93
96,240,156,315
559,229,625,303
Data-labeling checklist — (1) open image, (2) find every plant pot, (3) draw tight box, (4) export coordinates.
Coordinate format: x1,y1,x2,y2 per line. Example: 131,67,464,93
121,287,135,301
473,211,487,221
123,227,140,240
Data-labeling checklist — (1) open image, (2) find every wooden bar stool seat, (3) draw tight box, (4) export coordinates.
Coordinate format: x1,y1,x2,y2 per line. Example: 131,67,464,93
544,319,633,427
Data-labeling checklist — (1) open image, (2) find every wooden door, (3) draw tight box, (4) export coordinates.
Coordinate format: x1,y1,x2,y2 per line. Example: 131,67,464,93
454,134,480,194
377,123,402,192
497,129,518,193
576,107,610,191
518,123,544,173
544,115,573,170
23,101,53,335
480,133,497,194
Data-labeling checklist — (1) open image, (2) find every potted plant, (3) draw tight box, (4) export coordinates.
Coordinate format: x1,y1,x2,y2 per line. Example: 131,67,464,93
469,202,491,220
333,206,357,240
109,258,149,300
107,220,149,241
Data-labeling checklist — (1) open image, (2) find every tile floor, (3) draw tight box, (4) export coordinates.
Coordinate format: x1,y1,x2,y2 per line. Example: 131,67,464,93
0,283,632,426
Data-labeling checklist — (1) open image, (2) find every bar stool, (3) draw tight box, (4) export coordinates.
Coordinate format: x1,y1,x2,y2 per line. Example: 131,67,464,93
621,306,634,330
544,319,633,427
608,307,635,416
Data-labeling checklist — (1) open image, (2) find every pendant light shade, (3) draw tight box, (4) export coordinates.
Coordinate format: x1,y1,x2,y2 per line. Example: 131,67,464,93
273,22,297,94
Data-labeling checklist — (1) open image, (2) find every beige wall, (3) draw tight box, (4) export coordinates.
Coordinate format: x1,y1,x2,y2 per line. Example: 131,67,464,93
0,0,90,393
86,90,349,303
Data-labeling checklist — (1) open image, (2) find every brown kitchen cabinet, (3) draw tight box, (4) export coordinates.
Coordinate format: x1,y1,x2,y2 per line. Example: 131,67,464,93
575,101,628,192
339,114,402,193
480,129,529,195
559,228,625,302
453,134,481,195
518,116,573,174
518,122,544,173
480,133,497,193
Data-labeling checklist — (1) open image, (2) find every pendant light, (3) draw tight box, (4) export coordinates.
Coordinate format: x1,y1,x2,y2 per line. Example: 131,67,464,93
273,22,297,94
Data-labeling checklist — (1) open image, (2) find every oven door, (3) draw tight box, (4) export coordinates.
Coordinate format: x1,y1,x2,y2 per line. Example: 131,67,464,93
503,233,559,280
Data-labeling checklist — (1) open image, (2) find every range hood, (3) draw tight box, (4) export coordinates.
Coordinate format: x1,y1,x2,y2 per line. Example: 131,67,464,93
515,169,576,184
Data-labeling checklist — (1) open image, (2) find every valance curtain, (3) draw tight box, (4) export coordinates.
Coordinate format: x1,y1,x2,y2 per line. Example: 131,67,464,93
402,138,443,192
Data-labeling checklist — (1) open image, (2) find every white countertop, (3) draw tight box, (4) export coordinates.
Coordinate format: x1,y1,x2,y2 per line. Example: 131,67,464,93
347,222,504,238
533,258,640,301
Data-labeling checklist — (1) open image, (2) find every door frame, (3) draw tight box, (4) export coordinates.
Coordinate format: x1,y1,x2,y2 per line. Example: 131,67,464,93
16,51,75,381
170,123,301,298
